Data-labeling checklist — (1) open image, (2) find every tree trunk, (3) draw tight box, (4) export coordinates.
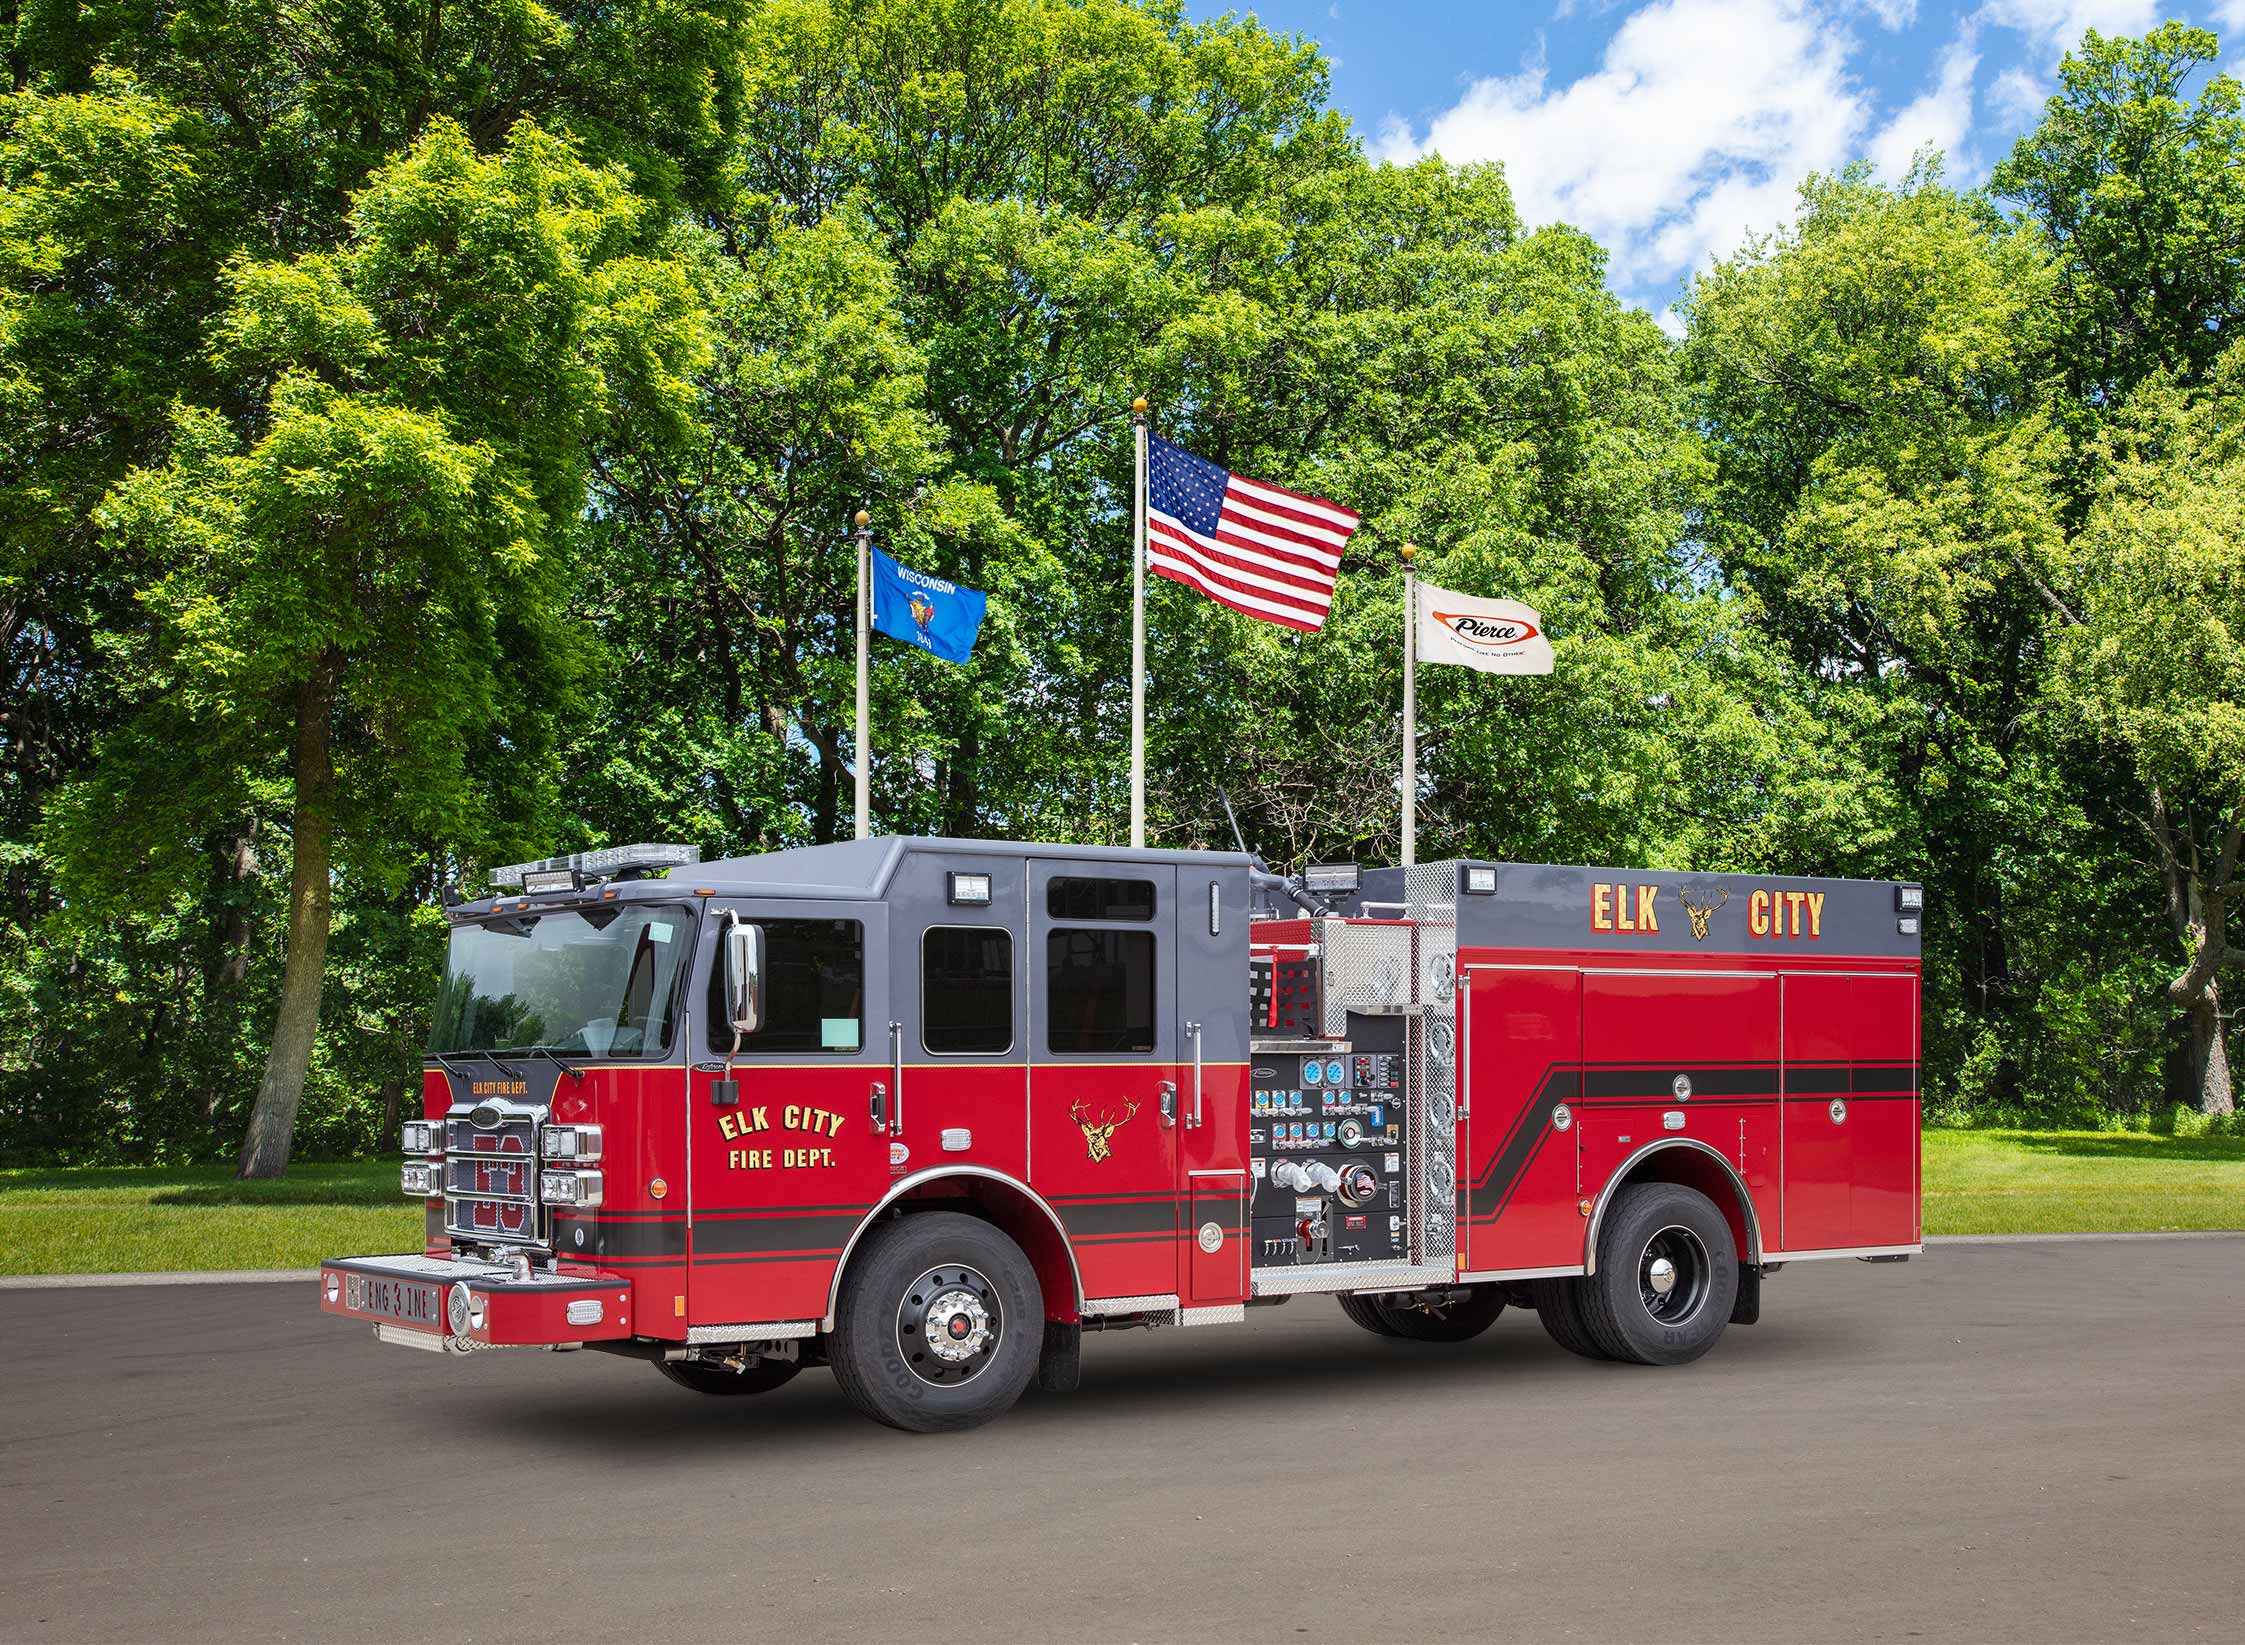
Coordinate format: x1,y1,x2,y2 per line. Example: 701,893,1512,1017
378,1073,405,1151
237,661,339,1179
2185,985,2235,1117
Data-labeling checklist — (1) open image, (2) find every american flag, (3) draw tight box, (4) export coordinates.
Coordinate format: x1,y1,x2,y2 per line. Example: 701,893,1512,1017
1146,435,1360,633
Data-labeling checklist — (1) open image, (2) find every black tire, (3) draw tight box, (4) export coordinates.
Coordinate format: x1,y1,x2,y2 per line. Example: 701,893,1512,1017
829,1211,1042,1433
1529,1277,1610,1361
1375,1286,1507,1342
655,1355,802,1396
1338,1292,1405,1337
1577,1182,1739,1366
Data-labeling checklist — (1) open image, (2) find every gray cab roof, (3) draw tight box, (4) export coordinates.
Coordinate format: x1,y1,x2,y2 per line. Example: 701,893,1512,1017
680,836,1255,901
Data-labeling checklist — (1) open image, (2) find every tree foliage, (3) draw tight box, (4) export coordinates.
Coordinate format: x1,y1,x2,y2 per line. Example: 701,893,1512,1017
1,4,2240,1164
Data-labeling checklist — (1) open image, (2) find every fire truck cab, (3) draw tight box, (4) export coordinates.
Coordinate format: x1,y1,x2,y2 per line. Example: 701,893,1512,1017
321,838,1923,1432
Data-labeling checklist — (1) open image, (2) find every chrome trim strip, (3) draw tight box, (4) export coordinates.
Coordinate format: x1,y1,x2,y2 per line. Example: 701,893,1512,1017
1457,1263,1586,1282
819,1165,1088,1329
1582,1137,1766,1276
1762,1242,1922,1263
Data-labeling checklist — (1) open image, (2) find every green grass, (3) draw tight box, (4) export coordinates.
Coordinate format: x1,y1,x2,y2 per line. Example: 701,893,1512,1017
0,1161,420,1274
2,1130,2238,1274
1923,1128,2245,1234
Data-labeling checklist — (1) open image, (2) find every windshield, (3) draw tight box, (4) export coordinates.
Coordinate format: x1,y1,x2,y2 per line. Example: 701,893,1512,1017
429,905,695,1058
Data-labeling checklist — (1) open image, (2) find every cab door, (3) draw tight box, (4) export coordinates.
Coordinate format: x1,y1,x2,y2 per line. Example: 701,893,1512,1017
685,900,891,1329
1027,861,1180,1304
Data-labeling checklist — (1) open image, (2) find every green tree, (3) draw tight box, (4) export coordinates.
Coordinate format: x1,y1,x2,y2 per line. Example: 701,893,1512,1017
2039,346,2245,1113
55,120,702,1175
1992,24,2245,441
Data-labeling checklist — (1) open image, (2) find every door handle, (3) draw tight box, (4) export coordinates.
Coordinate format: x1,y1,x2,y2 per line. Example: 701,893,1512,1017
870,1082,888,1131
1159,1081,1177,1127
1186,1021,1203,1129
888,1021,904,1137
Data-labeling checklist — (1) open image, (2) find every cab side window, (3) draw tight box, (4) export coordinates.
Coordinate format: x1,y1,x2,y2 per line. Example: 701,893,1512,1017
923,927,1013,1055
1046,929,1155,1053
708,917,864,1053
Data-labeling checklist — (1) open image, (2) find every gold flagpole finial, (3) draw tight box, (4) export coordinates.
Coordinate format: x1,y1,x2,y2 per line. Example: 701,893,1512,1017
854,509,869,529
1400,541,1418,562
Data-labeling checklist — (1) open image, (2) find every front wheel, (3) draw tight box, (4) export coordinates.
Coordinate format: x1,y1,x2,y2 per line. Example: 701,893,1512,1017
655,1355,802,1396
1577,1182,1738,1366
829,1211,1042,1432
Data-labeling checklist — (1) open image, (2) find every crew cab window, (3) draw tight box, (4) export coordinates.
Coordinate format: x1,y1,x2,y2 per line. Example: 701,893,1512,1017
709,918,863,1053
1044,876,1155,921
431,906,693,1058
923,927,1013,1055
1046,929,1155,1053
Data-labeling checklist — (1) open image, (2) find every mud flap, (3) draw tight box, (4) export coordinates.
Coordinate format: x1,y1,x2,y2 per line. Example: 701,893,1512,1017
1730,1262,1762,1326
1037,1320,1082,1394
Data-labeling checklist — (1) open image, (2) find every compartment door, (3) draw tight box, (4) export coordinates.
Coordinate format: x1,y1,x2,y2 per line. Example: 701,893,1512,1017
1462,966,1584,1274
1782,972,1919,1251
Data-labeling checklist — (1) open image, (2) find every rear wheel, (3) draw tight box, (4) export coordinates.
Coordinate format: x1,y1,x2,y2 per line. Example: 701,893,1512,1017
1577,1182,1738,1366
830,1211,1042,1433
655,1355,801,1396
1338,1292,1405,1337
1529,1277,1610,1361
1376,1286,1507,1342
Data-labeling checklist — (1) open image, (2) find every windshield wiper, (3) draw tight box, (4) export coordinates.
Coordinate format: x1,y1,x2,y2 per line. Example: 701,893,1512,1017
514,1045,587,1083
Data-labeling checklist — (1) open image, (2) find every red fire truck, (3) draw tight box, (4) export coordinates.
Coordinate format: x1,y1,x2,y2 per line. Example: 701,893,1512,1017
320,839,1923,1431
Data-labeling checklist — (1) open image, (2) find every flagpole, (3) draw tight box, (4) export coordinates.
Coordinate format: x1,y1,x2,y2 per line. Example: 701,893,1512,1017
1130,396,1148,849
854,508,871,840
1401,541,1418,869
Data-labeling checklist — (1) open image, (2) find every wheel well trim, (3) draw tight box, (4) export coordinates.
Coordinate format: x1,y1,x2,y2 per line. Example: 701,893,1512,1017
1582,1138,1765,1276
818,1165,1087,1329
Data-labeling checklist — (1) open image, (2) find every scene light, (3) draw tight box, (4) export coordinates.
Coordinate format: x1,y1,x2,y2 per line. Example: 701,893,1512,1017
1304,863,1361,894
540,1169,604,1209
948,871,993,906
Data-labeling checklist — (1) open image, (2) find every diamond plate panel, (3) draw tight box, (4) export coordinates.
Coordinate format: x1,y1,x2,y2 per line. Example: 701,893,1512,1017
686,1319,817,1344
1248,1259,1458,1297
1317,918,1413,1034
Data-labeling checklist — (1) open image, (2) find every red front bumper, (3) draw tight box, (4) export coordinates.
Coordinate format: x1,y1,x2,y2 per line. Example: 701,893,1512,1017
319,1253,635,1350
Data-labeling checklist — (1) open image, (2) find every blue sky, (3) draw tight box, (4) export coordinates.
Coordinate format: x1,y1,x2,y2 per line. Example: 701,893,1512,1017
1192,2,2245,321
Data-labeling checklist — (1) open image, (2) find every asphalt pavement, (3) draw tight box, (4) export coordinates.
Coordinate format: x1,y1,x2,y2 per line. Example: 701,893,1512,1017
3,1237,2241,1643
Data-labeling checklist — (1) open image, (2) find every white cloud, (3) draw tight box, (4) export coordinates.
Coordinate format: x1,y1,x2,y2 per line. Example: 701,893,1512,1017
1374,0,1870,295
1976,1,2156,54
1868,31,1981,180
2215,1,2245,33
1988,64,2047,126
1859,0,1918,26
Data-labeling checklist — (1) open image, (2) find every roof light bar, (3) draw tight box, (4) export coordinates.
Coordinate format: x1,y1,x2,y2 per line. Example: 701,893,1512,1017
488,843,699,890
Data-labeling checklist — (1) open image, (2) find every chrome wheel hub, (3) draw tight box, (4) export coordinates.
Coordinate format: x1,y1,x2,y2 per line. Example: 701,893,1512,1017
923,1288,991,1363
1637,1225,1711,1327
895,1265,1003,1386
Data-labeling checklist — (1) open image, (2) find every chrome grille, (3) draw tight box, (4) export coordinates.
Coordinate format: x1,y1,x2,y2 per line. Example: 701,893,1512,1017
442,1100,545,1246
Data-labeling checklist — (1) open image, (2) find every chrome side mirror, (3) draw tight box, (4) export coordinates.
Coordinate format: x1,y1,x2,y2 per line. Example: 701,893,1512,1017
721,918,765,1036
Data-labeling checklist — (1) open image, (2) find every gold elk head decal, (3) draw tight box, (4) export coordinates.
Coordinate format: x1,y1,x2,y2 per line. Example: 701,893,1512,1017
1676,886,1730,942
1070,1095,1139,1163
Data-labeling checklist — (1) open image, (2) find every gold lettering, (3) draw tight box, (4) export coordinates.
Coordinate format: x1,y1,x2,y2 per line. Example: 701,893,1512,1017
718,1114,736,1141
1806,891,1825,938
1637,884,1660,933
783,1104,801,1131
1749,889,1770,937
1785,889,1807,936
1592,883,1613,931
1617,886,1636,932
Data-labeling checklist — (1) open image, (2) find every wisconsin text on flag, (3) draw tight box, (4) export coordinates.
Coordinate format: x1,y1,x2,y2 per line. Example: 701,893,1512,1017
1146,435,1359,632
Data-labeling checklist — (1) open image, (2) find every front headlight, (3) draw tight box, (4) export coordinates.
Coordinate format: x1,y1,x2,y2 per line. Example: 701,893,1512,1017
540,1123,603,1163
400,1119,440,1154
401,1161,441,1198
540,1168,604,1209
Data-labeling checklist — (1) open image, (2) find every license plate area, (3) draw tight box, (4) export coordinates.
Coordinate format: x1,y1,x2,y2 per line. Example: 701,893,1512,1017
344,1273,443,1330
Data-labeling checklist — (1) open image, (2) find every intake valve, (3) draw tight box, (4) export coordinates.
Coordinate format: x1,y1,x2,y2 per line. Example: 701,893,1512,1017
1337,1162,1381,1207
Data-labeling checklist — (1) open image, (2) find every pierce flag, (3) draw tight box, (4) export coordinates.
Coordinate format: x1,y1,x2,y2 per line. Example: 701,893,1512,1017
1414,581,1554,675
